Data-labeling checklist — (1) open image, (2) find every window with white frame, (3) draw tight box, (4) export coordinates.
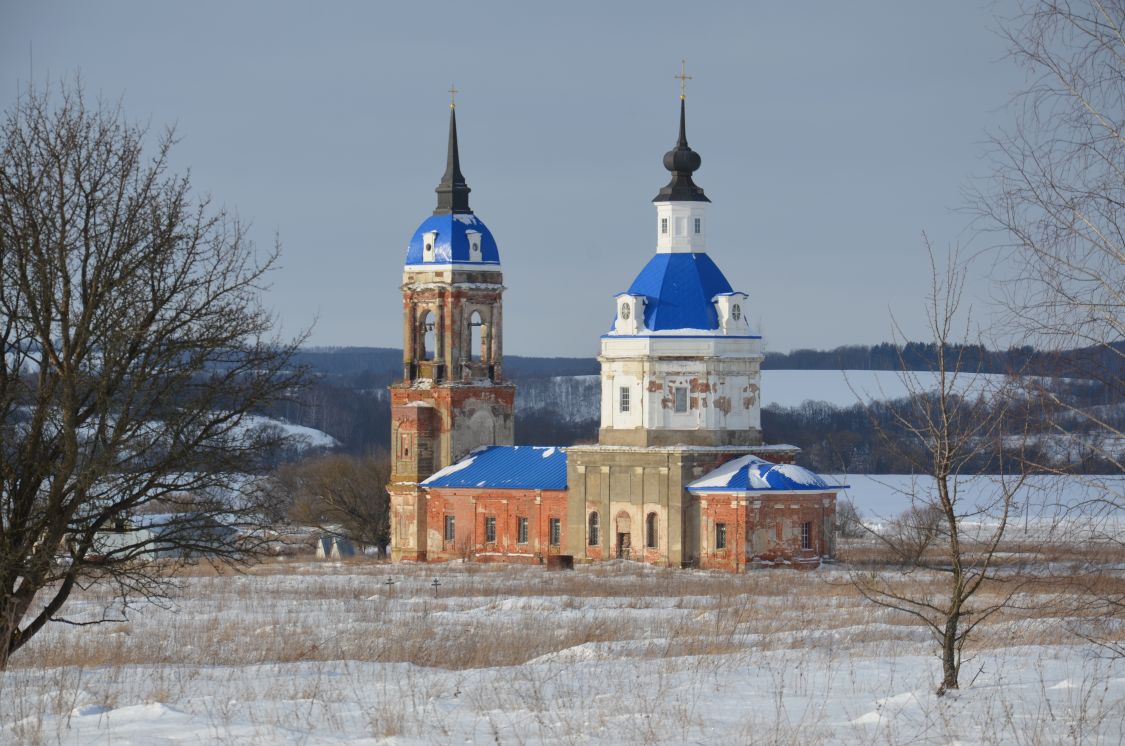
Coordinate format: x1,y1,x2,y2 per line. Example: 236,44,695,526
485,516,496,543
444,515,455,542
715,522,727,550
517,516,528,544
661,217,668,234
549,517,561,546
619,386,630,413
801,521,812,550
674,386,688,413
694,217,701,234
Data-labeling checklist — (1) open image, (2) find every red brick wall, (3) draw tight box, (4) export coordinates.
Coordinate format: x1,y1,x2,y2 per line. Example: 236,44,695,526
424,487,568,564
695,491,836,570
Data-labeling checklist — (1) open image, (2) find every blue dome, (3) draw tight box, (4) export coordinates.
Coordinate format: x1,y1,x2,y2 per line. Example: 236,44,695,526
622,252,733,331
405,213,500,266
687,455,840,493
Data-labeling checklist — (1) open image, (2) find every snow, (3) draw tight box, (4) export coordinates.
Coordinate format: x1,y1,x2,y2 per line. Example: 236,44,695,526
452,214,479,225
769,462,827,487
687,454,769,488
422,455,476,483
541,447,556,458
839,473,1125,538
762,369,1013,408
406,281,504,290
689,458,837,492
3,559,1122,744
237,414,339,450
604,327,760,337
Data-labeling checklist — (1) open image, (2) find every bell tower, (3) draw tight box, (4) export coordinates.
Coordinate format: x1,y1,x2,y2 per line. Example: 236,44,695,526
389,99,516,562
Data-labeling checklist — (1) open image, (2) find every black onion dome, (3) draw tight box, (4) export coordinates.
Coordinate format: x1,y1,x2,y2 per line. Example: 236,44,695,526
434,106,472,215
653,98,710,203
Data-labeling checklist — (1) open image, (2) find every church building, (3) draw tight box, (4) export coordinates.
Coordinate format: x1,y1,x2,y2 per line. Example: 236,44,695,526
388,87,843,571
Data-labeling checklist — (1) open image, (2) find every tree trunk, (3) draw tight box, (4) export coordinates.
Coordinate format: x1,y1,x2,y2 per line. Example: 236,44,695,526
939,613,960,695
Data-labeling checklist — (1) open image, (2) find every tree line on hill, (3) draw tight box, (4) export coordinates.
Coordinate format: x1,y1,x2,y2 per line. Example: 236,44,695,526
263,341,1123,476
295,340,1124,383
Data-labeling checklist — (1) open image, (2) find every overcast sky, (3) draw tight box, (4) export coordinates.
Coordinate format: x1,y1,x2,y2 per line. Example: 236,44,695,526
2,1,1026,357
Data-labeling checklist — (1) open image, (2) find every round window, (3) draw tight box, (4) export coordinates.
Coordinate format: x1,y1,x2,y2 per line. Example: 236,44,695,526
620,303,631,320
732,304,741,320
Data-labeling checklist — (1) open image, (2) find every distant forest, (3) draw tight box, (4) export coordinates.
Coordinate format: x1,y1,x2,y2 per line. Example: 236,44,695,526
266,342,1124,473
294,341,1125,385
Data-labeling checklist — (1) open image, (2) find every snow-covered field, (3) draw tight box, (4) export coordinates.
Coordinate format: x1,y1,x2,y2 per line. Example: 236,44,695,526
762,369,1014,409
839,473,1125,535
2,559,1122,744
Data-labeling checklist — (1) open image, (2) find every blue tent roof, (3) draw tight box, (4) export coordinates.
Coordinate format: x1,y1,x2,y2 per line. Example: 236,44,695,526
622,252,734,331
405,213,501,266
421,446,567,490
686,455,846,493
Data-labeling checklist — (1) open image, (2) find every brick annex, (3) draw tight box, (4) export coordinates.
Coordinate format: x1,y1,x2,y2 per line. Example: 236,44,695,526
388,93,843,572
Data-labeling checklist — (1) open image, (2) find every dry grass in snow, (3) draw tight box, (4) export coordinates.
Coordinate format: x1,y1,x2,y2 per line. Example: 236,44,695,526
1,558,1123,744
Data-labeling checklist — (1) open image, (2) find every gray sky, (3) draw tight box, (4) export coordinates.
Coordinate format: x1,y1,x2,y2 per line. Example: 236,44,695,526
2,1,1024,357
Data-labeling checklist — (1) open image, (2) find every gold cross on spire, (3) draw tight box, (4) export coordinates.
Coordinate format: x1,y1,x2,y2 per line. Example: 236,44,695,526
675,59,692,100
448,84,458,109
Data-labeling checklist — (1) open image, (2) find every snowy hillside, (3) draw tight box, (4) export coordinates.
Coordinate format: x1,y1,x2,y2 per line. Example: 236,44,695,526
517,375,599,422
238,415,339,450
513,370,1016,421
762,369,1013,408
838,473,1125,537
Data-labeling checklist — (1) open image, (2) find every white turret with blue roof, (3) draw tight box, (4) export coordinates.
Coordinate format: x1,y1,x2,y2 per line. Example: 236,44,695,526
598,92,765,447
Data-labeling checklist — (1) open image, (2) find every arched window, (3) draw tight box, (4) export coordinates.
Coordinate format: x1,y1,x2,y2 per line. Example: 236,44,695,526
421,311,435,360
646,512,658,549
588,511,599,546
469,310,483,362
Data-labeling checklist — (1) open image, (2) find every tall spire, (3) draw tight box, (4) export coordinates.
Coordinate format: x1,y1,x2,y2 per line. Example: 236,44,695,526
653,96,709,203
434,100,472,215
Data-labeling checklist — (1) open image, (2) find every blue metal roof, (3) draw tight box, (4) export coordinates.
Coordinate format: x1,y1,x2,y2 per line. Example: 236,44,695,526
405,213,501,266
687,455,845,493
421,445,567,490
622,252,734,331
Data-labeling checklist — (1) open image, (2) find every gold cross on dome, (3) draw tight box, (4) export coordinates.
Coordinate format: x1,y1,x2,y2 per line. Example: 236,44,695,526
675,59,691,100
448,84,458,109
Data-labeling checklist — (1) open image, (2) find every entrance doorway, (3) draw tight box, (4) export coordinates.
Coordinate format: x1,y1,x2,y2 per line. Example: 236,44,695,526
615,511,632,559
616,532,631,559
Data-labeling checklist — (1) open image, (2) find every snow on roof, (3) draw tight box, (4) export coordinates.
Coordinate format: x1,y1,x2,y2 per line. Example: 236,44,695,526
423,454,478,482
404,213,501,266
688,454,770,489
421,446,567,490
687,456,846,493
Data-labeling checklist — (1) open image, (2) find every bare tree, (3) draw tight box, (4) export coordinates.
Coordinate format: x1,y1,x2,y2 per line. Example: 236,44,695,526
0,82,306,669
976,0,1125,650
268,454,390,555
835,498,866,540
852,243,1032,694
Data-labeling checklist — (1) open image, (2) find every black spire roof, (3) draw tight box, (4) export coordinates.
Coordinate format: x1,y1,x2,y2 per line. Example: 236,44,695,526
434,106,472,215
653,98,710,203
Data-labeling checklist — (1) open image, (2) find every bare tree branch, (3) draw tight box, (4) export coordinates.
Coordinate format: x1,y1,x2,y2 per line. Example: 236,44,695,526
0,80,308,669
